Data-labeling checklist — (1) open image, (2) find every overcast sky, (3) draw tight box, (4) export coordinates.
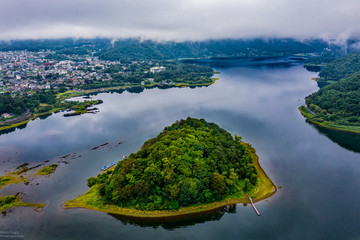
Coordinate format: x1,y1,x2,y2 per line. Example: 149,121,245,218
0,0,359,41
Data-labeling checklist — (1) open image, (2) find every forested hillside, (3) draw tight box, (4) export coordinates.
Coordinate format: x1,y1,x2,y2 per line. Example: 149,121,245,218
305,72,360,126
86,61,215,89
87,118,259,211
99,39,331,61
319,54,360,83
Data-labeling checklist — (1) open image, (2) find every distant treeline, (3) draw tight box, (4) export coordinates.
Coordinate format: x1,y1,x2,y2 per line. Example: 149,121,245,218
305,54,360,127
0,38,338,61
306,71,360,126
98,39,333,61
0,38,112,53
318,54,360,83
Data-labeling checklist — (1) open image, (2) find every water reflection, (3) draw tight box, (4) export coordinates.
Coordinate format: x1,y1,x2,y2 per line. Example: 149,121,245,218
182,56,304,69
38,113,52,120
305,120,360,153
108,205,237,229
0,122,27,135
1,58,360,239
126,87,145,94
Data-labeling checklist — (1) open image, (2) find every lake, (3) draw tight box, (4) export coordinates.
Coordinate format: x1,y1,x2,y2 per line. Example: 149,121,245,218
1,58,359,240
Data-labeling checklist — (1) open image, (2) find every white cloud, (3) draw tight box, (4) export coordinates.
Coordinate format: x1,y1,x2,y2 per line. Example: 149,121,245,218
0,0,359,41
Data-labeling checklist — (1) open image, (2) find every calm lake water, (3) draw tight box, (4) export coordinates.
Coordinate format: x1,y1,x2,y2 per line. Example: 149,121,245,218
1,58,360,240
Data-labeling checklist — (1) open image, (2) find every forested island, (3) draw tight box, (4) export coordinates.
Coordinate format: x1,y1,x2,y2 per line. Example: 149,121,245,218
300,54,360,133
65,118,276,217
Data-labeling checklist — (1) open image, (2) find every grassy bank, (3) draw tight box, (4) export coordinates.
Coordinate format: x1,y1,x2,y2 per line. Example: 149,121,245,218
37,164,58,176
174,78,219,87
0,162,56,190
65,144,276,218
299,106,360,134
0,118,32,131
0,99,100,131
0,175,24,190
0,194,45,213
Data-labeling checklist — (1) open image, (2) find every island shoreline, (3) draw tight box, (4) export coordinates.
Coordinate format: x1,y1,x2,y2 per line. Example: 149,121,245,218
64,143,276,219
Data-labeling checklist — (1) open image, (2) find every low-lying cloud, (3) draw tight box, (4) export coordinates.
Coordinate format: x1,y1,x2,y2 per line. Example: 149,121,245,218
1,0,359,41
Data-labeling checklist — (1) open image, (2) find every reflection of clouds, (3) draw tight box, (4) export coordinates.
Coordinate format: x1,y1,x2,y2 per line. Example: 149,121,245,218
0,146,20,161
1,62,359,239
40,129,63,137
94,65,318,125
0,64,318,165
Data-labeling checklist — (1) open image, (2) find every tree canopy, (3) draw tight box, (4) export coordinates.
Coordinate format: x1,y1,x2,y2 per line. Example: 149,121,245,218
99,39,330,61
90,117,258,211
0,91,56,116
305,71,360,126
319,54,360,83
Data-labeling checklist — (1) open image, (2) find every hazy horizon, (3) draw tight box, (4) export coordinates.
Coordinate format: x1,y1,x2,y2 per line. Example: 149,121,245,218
0,0,359,43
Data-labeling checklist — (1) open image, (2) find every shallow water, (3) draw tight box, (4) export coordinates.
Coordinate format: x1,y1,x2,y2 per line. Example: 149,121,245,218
0,58,359,240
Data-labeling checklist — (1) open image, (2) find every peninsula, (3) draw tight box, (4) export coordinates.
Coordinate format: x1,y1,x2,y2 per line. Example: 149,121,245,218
65,117,276,218
300,54,360,134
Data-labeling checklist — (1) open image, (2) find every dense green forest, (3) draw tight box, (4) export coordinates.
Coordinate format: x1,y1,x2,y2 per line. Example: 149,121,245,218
0,91,56,115
83,61,214,89
87,118,258,211
0,38,335,60
99,39,332,61
303,54,339,72
318,54,360,83
0,38,112,52
305,71,360,127
153,62,214,84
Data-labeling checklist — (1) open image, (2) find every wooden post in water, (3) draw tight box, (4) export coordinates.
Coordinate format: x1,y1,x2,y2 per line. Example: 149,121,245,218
247,195,261,216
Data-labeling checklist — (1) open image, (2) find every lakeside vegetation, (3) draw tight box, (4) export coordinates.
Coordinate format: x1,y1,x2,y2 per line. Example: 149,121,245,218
0,174,24,190
0,194,45,214
0,162,57,191
37,164,58,176
299,106,360,134
65,118,276,217
0,89,103,131
303,54,339,72
0,161,67,214
318,54,360,84
81,61,215,90
301,54,360,133
0,61,215,131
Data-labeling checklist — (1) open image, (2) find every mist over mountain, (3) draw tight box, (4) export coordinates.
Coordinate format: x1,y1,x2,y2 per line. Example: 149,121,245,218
0,0,359,43
0,38,346,61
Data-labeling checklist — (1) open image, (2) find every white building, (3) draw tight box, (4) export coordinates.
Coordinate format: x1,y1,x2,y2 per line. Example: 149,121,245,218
150,66,166,73
1,113,13,119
